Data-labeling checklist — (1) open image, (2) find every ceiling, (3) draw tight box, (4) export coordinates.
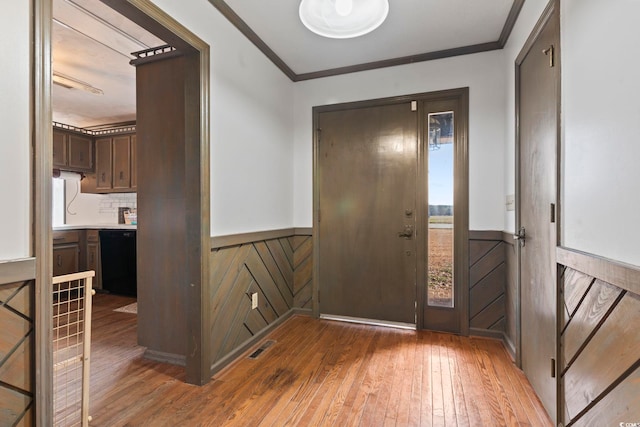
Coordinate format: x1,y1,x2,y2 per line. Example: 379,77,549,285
53,0,522,127
221,0,519,78
52,0,164,127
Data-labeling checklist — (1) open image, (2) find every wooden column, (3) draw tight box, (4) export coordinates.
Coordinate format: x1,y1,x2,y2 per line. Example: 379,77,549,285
135,50,208,384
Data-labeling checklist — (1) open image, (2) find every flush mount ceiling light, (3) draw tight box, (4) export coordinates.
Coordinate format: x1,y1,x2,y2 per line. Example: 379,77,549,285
299,0,389,39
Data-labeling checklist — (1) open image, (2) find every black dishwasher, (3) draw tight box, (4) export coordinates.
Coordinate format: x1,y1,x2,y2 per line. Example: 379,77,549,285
99,230,137,296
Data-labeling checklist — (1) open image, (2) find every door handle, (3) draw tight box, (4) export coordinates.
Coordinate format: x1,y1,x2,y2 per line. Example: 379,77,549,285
513,226,526,247
398,225,414,239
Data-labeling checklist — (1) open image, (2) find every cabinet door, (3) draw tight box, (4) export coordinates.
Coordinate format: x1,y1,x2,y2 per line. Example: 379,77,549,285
112,135,131,190
68,134,93,170
95,138,113,191
53,130,67,168
86,242,101,289
53,244,79,277
130,135,137,190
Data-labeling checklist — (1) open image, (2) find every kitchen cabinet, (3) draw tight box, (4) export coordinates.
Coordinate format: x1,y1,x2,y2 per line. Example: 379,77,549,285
95,138,113,191
130,135,137,190
86,230,101,290
53,230,80,295
83,133,136,193
53,129,93,171
112,135,131,190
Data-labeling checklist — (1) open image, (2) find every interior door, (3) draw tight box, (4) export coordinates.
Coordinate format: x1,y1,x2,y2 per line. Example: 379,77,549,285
317,102,417,325
517,7,559,421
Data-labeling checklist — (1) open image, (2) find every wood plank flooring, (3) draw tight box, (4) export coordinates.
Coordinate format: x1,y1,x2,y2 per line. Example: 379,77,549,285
84,294,551,426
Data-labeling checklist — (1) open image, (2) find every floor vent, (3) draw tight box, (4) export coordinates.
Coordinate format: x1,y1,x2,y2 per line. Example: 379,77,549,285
248,340,276,359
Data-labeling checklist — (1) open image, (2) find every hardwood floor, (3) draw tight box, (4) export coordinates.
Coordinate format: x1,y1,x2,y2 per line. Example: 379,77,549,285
84,294,551,426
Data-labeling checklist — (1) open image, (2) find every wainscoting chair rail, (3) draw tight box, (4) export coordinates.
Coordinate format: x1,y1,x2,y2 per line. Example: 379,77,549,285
557,246,640,295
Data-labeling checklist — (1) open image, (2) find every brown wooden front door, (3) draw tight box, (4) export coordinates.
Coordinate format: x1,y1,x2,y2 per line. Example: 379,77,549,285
317,102,418,325
517,5,559,421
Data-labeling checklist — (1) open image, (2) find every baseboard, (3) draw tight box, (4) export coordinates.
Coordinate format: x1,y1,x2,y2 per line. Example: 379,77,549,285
209,308,296,377
503,333,516,360
144,349,186,366
470,327,517,362
469,327,505,340
292,307,312,316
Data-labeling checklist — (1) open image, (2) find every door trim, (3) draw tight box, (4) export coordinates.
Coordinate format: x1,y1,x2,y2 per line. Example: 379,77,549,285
311,88,469,334
419,93,470,334
100,0,211,385
33,0,54,423
33,0,211,420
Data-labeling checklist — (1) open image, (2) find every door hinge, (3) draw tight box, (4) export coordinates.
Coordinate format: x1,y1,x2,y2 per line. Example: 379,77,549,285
551,358,556,378
317,209,321,223
543,45,555,67
316,128,322,142
411,101,417,112
550,203,556,223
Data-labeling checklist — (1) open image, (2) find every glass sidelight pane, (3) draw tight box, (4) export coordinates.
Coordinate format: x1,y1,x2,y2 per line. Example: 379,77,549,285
427,111,454,308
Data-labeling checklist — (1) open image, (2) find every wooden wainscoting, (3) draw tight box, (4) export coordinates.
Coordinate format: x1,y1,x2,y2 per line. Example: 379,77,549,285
468,231,506,338
502,231,517,356
557,247,640,426
0,258,36,426
209,229,313,374
292,233,312,310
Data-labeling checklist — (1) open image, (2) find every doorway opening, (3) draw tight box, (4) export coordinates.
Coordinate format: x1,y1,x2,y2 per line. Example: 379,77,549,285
312,88,469,334
34,0,211,422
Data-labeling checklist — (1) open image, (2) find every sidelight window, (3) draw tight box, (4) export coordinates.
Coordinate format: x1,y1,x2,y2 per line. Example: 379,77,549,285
427,111,454,308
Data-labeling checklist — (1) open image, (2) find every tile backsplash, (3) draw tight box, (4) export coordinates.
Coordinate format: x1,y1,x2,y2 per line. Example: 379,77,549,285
62,173,137,225
98,193,137,215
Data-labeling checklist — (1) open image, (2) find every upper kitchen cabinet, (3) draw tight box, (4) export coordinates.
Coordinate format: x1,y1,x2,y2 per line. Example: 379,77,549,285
53,128,93,172
112,135,132,190
83,133,136,194
95,138,113,191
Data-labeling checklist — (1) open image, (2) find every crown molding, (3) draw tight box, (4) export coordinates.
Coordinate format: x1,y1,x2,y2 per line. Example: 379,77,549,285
209,0,524,82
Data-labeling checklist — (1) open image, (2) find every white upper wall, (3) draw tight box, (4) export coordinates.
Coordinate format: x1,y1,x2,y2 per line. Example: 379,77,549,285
561,0,640,266
293,51,507,230
0,2,31,260
502,0,551,234
150,0,295,237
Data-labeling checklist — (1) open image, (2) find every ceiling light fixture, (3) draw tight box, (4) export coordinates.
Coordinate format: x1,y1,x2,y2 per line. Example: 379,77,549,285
52,72,104,95
299,0,389,39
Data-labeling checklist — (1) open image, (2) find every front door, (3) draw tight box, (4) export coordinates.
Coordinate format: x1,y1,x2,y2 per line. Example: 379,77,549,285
517,5,559,421
317,102,418,325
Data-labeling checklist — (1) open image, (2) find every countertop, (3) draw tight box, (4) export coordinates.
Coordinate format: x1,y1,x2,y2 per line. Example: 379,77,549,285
53,224,137,231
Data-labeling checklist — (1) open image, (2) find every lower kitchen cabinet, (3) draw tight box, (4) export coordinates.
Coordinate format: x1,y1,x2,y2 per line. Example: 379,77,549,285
86,230,101,289
52,230,80,295
52,244,79,277
52,230,80,277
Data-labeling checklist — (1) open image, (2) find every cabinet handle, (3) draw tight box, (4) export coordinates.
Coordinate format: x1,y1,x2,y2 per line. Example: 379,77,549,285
57,255,62,267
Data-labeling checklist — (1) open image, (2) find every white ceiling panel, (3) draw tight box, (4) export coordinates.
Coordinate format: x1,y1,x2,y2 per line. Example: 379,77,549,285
224,0,514,74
